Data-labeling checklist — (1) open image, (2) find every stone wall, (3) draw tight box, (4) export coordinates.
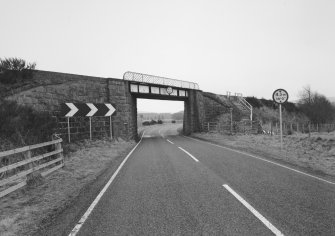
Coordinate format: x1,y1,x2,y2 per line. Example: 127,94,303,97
4,70,136,141
183,90,205,135
3,70,231,140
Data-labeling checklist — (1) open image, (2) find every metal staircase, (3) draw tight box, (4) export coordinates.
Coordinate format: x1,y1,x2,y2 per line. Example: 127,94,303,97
226,92,253,121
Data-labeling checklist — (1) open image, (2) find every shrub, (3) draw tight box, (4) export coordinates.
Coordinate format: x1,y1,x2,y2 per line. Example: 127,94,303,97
0,57,36,84
171,120,176,123
150,120,157,125
142,121,151,126
157,119,163,124
0,100,56,149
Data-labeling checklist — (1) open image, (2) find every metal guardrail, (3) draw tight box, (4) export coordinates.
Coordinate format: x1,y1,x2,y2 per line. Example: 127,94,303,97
123,71,200,90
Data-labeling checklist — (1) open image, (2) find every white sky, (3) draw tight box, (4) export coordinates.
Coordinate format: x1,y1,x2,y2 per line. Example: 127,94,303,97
1,0,334,113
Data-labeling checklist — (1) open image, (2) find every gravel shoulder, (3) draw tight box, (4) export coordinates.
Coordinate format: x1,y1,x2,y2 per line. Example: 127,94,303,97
191,132,335,178
0,139,136,236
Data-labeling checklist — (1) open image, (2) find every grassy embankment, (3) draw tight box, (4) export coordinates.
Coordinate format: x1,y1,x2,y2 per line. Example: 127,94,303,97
192,132,335,177
0,138,135,236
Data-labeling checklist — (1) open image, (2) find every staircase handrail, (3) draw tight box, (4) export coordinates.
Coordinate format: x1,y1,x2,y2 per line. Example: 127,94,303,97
236,94,253,121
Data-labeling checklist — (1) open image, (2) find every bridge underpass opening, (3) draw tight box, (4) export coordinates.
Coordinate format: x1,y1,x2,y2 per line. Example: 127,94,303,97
136,98,185,137
124,72,204,139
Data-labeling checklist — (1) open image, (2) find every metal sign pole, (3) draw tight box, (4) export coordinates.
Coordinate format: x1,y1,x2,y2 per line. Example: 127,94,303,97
67,117,71,143
279,104,283,151
272,88,288,152
110,116,113,139
230,108,233,134
89,117,92,140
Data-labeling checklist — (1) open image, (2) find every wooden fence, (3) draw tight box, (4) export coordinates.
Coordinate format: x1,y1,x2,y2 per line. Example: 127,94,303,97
0,137,64,198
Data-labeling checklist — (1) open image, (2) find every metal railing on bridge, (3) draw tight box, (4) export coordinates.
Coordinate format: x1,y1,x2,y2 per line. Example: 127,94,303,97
123,71,200,90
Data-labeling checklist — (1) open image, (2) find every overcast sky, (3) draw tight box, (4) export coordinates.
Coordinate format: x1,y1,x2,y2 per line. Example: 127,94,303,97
1,0,334,113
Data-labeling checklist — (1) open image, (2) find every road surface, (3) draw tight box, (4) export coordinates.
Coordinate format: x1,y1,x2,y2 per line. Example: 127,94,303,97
68,124,335,236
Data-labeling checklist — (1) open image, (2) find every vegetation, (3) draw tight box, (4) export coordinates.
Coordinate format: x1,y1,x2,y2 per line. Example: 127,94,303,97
0,100,56,150
0,57,36,84
298,86,335,123
171,110,183,120
142,119,164,126
245,96,308,124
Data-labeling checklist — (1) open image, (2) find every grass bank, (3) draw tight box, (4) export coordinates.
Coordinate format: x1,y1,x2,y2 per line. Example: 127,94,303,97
0,138,135,236
191,132,335,177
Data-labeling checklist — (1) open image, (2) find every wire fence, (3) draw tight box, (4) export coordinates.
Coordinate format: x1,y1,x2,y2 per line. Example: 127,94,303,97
261,123,335,135
202,120,262,135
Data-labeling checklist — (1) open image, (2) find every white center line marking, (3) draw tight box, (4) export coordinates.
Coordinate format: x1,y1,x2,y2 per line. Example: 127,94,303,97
184,136,335,185
223,184,284,236
178,147,199,162
166,139,174,144
68,132,145,236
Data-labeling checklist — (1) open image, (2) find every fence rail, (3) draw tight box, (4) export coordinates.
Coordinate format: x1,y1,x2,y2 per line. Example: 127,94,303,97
261,123,335,135
0,137,64,198
203,120,261,135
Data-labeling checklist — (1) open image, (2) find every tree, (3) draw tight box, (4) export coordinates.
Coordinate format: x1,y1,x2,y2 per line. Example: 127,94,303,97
298,86,335,123
171,111,184,120
0,57,36,84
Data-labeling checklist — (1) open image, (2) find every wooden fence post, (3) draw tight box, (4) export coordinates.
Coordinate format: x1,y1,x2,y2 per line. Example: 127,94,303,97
53,135,64,167
25,149,32,170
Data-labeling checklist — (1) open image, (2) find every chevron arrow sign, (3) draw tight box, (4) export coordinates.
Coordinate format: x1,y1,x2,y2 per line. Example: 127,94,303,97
60,103,116,117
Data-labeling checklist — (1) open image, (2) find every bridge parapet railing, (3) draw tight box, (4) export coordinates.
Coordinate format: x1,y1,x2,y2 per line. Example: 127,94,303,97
123,71,199,90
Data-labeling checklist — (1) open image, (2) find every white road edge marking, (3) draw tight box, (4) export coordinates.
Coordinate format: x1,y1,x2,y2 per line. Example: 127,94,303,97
184,136,335,185
166,139,174,144
178,147,199,162
223,184,284,236
68,132,145,236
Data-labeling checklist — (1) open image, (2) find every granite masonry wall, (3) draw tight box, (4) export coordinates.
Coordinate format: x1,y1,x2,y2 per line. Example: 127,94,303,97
4,70,137,141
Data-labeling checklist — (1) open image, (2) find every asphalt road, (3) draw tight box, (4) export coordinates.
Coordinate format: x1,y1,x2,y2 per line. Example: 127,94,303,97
70,124,335,236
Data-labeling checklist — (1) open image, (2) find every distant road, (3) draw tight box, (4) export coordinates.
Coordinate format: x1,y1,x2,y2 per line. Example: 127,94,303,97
68,124,335,235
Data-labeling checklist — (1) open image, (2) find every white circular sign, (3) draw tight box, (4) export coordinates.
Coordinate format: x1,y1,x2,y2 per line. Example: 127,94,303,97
166,87,173,95
272,89,289,104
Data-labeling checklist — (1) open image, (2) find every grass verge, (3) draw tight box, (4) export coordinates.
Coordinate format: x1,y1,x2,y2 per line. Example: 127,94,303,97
0,138,135,236
191,132,335,177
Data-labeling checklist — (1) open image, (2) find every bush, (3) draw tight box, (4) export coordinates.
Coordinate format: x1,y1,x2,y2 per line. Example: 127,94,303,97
150,119,157,125
142,121,151,126
0,57,36,84
171,120,176,123
245,97,261,108
157,119,163,124
0,100,56,149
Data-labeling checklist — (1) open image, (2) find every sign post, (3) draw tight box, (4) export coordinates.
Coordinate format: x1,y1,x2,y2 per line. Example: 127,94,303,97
60,103,116,142
67,117,71,143
272,89,289,152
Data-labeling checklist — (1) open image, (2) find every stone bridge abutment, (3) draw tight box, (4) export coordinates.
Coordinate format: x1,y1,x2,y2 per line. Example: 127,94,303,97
3,70,207,141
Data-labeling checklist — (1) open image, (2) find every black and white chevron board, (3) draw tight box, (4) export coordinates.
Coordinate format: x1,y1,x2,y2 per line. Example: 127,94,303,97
60,103,116,117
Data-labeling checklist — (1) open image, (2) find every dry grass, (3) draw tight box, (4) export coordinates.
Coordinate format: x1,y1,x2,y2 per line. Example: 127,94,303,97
0,138,135,236
192,131,335,176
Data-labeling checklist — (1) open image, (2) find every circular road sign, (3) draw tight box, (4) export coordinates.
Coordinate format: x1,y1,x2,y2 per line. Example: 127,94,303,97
166,87,173,95
272,89,289,104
